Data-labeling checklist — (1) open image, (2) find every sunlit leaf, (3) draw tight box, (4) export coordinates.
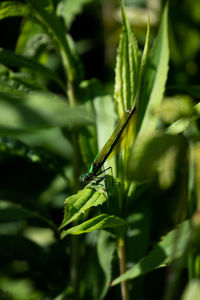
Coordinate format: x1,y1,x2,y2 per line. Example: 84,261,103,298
136,17,150,112
112,220,191,285
192,142,200,206
137,3,169,136
127,133,188,188
167,119,191,135
66,34,84,81
61,213,126,237
17,127,72,160
16,19,47,56
0,91,93,132
156,96,194,124
27,0,78,81
19,32,51,58
194,102,200,117
57,0,93,29
181,279,200,300
79,125,98,167
78,79,106,166
94,95,117,174
0,1,30,20
59,188,106,229
114,1,139,115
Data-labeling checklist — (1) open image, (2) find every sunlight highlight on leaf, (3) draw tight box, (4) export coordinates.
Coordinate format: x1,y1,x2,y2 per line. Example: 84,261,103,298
137,3,169,136
156,96,194,124
127,133,188,188
114,1,139,115
61,213,126,237
0,1,30,20
59,188,106,229
112,221,191,285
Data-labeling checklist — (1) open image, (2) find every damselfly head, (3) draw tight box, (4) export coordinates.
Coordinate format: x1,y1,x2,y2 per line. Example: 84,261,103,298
80,173,89,183
80,173,86,181
80,172,94,183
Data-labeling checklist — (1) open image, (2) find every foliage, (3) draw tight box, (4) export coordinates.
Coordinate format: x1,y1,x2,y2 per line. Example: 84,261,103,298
0,0,200,300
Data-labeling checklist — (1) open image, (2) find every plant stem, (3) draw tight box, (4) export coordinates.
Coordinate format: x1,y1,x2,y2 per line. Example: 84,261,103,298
67,80,80,192
118,237,130,300
70,234,80,300
67,79,81,299
67,80,76,107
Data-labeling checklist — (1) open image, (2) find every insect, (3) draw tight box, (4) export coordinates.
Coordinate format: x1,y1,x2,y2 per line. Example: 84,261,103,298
81,106,136,184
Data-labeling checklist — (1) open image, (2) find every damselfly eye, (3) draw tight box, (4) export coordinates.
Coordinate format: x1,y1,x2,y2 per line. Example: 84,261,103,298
79,174,85,182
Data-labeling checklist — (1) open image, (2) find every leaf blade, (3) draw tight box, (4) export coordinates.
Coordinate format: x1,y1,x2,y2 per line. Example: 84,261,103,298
0,48,65,91
112,220,191,285
27,0,78,81
137,3,169,136
61,214,126,237
114,1,139,115
59,188,106,229
0,91,93,132
0,1,30,20
97,231,116,299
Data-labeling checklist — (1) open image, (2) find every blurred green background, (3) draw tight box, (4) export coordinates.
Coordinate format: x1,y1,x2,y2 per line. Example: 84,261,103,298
0,0,200,299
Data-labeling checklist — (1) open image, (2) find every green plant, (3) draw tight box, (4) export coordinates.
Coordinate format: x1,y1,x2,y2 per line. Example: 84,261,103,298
0,1,200,300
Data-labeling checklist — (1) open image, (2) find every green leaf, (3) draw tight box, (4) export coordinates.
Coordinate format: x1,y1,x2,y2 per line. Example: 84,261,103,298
0,78,28,98
156,96,194,124
0,64,45,93
0,1,30,20
27,0,78,81
97,231,116,299
79,125,98,167
79,91,116,170
66,34,84,81
137,3,169,136
94,95,116,150
78,80,111,167
167,119,191,135
59,188,106,229
135,18,150,112
114,1,139,115
127,133,188,187
0,91,93,132
138,18,150,83
19,32,51,58
181,279,200,300
18,127,73,160
57,0,93,29
0,48,65,91
61,213,126,237
112,220,191,286
191,142,200,204
16,19,47,56
194,102,200,117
